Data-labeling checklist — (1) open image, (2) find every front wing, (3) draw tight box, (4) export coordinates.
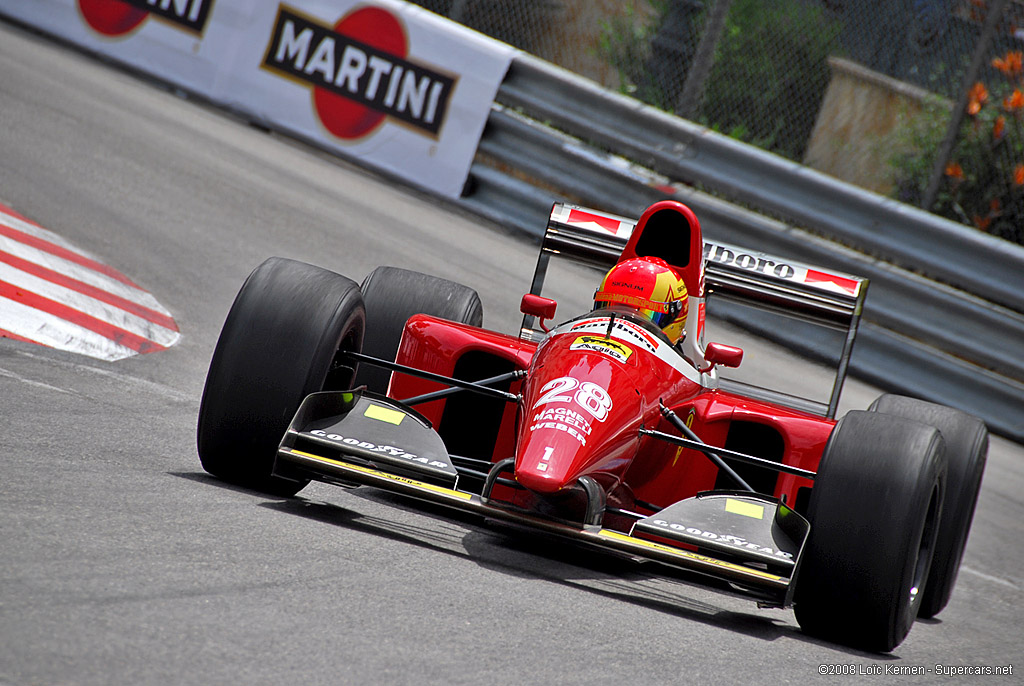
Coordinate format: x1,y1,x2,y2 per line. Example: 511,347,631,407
273,390,806,607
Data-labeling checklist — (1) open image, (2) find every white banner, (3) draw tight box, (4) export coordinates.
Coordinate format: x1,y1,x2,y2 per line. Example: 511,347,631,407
0,0,514,198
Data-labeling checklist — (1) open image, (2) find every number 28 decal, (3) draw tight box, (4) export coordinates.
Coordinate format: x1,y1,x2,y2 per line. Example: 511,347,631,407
533,376,612,422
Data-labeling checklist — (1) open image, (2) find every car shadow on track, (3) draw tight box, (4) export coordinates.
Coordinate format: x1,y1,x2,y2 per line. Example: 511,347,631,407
289,490,804,644
175,470,903,658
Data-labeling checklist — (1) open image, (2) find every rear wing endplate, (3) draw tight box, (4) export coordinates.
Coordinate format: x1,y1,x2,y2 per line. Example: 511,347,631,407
523,203,869,419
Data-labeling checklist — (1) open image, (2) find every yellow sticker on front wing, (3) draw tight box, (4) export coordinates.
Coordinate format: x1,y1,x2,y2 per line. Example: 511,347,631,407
726,498,765,520
364,403,405,425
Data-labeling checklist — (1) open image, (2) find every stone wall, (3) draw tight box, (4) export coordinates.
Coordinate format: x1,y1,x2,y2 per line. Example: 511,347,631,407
804,57,950,194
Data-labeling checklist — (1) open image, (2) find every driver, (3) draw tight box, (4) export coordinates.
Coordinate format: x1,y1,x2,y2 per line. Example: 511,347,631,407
593,256,688,344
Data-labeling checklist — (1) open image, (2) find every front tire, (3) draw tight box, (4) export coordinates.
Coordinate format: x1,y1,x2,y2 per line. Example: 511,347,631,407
869,394,988,618
197,258,365,496
794,411,946,652
356,266,483,393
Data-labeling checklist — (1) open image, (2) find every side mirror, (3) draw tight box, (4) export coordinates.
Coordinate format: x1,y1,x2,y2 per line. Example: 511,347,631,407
704,342,743,369
520,294,557,332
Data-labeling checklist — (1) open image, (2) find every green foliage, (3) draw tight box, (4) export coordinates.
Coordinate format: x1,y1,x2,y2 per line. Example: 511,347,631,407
598,0,842,160
596,1,672,108
889,64,1024,245
701,0,843,158
888,98,951,205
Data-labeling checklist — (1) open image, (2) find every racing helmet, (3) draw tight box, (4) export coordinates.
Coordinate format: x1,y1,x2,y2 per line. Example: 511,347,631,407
594,256,688,344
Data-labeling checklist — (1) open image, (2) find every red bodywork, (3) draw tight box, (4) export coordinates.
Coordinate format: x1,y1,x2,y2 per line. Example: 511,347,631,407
389,312,833,528
382,197,862,528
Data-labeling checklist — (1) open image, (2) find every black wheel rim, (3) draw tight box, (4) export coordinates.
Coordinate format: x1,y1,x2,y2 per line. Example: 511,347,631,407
909,482,942,609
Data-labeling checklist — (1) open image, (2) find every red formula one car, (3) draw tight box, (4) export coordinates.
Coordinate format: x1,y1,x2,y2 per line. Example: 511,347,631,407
198,200,987,652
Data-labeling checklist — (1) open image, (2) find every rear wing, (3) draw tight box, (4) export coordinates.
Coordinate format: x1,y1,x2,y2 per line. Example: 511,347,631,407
523,203,869,419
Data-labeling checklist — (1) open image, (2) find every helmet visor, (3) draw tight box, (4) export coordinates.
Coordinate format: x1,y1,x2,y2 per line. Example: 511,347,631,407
594,291,683,329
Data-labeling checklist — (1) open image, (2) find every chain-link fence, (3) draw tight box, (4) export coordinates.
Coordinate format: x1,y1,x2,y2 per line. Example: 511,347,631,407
410,0,1024,245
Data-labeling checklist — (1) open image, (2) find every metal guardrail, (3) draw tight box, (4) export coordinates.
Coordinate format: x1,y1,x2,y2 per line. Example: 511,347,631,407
497,54,1024,314
459,55,1024,443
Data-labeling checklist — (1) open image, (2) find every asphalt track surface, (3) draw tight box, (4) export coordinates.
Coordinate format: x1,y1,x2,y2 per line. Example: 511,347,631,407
1,20,1022,686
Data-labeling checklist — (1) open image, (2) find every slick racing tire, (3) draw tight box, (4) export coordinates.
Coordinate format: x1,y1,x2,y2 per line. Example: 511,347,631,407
869,394,988,619
355,266,483,393
197,257,366,497
794,411,946,652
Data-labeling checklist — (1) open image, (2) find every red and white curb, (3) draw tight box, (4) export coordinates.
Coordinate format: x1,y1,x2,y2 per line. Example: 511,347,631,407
0,204,180,361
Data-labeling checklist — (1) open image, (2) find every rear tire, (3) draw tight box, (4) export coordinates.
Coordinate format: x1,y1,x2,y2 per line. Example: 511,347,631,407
197,258,365,496
356,266,483,393
869,394,988,618
794,411,946,652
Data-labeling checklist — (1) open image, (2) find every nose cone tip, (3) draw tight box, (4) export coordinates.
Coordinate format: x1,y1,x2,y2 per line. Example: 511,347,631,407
514,467,566,494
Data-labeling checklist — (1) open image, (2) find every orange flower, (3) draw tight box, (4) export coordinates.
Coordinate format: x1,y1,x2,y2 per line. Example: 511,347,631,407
967,82,989,115
990,198,1001,212
992,51,1024,77
993,115,1006,139
1003,89,1024,111
1015,164,1024,185
973,215,992,230
945,162,964,179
